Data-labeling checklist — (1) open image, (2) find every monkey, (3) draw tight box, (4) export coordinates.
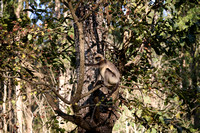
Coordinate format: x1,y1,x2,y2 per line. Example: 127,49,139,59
86,53,120,90
86,54,120,122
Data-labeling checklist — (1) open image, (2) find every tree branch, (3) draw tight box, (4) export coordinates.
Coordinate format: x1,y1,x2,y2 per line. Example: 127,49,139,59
20,77,71,104
64,0,79,24
81,85,102,99
66,0,85,104
80,0,104,22
74,0,83,11
44,93,92,131
125,43,145,66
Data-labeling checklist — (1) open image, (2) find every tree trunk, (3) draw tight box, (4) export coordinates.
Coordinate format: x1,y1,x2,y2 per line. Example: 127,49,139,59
58,70,75,131
16,79,23,133
190,43,199,129
8,79,15,133
2,79,7,132
14,10,24,133
73,2,119,132
25,84,33,133
0,0,3,17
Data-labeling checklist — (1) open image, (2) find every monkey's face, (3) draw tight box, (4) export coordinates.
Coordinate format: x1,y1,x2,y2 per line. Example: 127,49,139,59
94,54,104,63
95,57,102,62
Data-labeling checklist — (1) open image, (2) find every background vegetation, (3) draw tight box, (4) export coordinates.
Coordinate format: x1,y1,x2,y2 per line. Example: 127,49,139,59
0,0,199,132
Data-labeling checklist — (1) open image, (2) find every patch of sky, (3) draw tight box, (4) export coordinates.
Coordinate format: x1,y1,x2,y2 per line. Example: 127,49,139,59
29,0,45,26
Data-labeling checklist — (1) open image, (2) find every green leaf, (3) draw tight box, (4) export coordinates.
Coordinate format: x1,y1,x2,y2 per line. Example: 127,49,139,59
3,24,8,27
151,128,157,133
180,42,185,47
174,96,179,102
152,58,158,62
28,34,32,40
159,116,164,124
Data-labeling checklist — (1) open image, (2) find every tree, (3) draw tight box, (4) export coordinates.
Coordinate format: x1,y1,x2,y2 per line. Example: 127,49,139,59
0,0,199,132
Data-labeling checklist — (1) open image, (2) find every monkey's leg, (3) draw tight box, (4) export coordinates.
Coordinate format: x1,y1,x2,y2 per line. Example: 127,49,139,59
101,83,119,103
93,74,102,87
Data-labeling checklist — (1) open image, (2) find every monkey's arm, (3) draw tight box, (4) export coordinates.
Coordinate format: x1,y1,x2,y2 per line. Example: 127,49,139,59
85,63,102,86
93,74,102,87
105,68,117,77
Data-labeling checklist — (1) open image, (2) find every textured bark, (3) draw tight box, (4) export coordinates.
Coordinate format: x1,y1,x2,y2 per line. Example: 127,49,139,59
72,1,120,132
8,79,15,133
25,84,33,133
67,1,85,105
16,79,23,133
58,70,74,130
2,80,7,132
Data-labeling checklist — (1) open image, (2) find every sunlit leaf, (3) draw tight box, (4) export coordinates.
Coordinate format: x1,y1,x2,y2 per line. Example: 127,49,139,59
28,34,32,40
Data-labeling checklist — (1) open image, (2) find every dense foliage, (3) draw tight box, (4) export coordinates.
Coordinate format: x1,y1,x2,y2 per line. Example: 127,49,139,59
0,0,199,132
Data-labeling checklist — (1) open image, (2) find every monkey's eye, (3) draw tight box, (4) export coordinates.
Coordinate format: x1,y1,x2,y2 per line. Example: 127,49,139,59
95,57,102,61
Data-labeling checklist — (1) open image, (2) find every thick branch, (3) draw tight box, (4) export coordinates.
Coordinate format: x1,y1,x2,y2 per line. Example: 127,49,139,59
66,0,85,104
74,0,83,11
44,93,92,131
65,0,79,24
81,85,102,99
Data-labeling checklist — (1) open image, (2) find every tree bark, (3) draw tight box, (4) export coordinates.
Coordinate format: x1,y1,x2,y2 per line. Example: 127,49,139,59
25,84,33,133
8,79,14,133
71,1,119,132
43,1,120,132
16,79,23,133
0,0,3,17
3,79,7,132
